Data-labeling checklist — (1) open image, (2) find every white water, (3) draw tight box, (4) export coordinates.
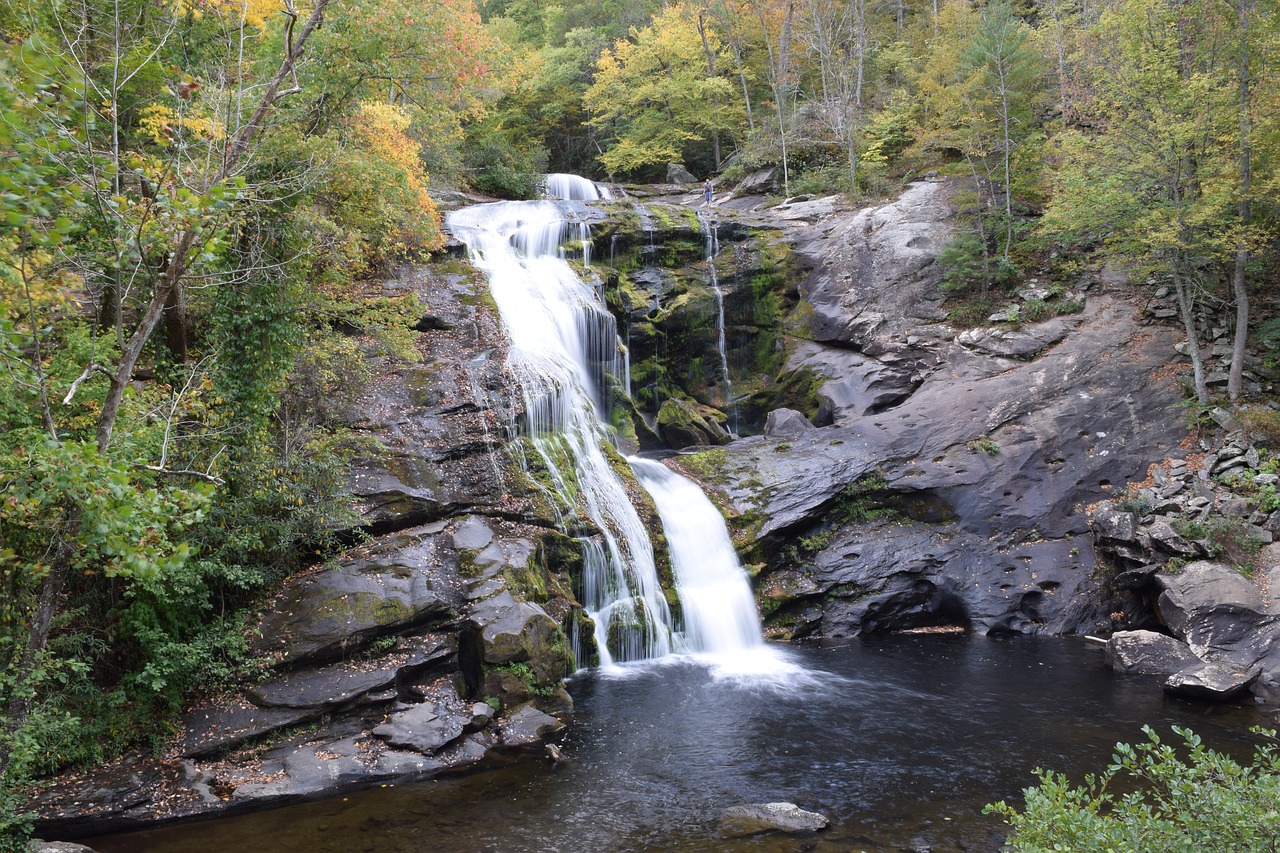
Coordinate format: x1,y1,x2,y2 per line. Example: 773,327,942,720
447,191,672,666
699,215,734,428
629,458,762,654
447,176,773,672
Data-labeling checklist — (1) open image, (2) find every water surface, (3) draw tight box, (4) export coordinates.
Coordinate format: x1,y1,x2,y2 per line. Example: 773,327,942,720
92,635,1268,853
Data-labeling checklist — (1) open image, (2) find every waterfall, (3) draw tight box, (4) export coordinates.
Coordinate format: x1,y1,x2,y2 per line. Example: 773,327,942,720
447,176,778,672
699,215,734,432
447,194,673,667
629,458,763,655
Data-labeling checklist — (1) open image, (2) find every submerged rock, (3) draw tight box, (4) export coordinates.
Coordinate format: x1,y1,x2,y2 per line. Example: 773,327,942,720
1164,662,1261,701
719,802,830,837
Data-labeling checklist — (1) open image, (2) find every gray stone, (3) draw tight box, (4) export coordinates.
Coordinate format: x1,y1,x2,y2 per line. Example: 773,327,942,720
1164,662,1261,701
181,701,319,758
1147,521,1196,555
497,704,565,747
1093,504,1138,543
249,528,465,666
1156,562,1267,658
28,842,99,853
734,168,780,195
666,162,697,184
373,703,466,755
469,591,566,682
452,516,495,551
956,321,1071,360
1106,630,1201,675
245,660,400,710
764,408,816,439
720,802,830,837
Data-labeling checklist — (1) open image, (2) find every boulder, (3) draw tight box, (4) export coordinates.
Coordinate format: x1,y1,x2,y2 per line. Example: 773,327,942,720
657,398,729,449
1105,630,1201,675
719,802,829,837
250,527,465,666
764,408,816,439
372,703,466,755
734,168,779,195
496,704,566,748
666,163,697,184
1155,562,1268,657
1147,520,1196,555
1092,503,1138,544
28,842,100,853
469,590,568,682
1163,662,1261,701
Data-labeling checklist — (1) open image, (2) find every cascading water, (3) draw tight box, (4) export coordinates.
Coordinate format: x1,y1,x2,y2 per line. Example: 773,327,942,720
447,181,674,667
629,458,763,655
699,214,734,432
448,175,774,670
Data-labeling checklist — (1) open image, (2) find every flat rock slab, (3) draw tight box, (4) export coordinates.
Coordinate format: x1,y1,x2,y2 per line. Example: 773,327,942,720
497,705,565,748
373,703,466,755
1164,661,1261,701
720,802,830,837
245,661,400,710
181,701,319,758
1106,630,1202,675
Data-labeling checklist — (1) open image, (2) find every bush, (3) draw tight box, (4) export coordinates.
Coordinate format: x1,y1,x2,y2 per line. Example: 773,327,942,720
987,726,1280,852
1238,406,1280,448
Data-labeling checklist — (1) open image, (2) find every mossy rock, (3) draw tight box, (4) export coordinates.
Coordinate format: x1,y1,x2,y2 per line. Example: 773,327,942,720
656,398,730,449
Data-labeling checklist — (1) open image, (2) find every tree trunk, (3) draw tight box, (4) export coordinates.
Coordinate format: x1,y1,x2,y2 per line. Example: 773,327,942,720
1172,258,1209,406
1227,0,1253,403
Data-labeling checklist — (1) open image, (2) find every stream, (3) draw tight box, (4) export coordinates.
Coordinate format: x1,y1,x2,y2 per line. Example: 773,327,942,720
91,635,1266,853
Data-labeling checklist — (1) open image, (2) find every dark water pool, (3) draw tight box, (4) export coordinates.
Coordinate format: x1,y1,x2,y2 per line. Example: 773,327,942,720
90,636,1269,852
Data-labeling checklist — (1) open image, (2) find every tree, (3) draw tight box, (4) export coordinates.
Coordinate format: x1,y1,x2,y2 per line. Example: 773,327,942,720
585,2,743,177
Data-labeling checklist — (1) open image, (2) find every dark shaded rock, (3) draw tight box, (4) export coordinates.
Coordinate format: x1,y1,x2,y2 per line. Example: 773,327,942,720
250,527,466,666
666,163,697,184
719,802,829,837
372,703,466,755
452,516,495,551
763,408,815,438
496,704,566,747
26,758,168,836
469,589,570,683
181,701,320,758
1106,630,1202,675
1156,562,1267,657
1114,563,1162,590
1164,662,1261,701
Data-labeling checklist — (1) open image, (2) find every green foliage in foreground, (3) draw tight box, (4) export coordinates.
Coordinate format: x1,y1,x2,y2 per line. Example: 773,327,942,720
987,726,1280,852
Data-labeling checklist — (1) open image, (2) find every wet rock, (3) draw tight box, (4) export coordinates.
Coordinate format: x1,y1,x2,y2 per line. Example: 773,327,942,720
469,590,566,682
250,527,465,666
719,802,830,837
1106,630,1201,675
245,661,400,710
496,704,566,748
787,342,921,422
1164,662,1261,701
373,703,466,755
763,408,816,439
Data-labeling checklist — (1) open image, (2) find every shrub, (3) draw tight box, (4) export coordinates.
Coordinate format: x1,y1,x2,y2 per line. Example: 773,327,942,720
1238,406,1280,448
987,726,1280,852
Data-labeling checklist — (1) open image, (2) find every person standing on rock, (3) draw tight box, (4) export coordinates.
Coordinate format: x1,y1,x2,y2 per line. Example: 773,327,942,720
703,178,713,208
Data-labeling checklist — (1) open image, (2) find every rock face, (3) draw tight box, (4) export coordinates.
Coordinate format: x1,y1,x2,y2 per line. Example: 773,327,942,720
31,262,578,838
